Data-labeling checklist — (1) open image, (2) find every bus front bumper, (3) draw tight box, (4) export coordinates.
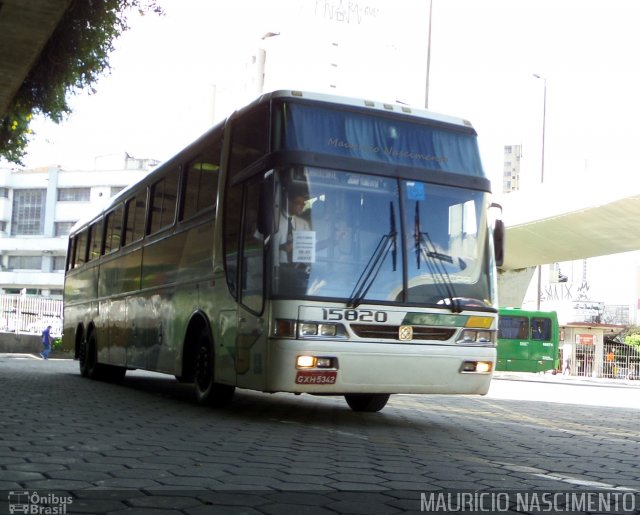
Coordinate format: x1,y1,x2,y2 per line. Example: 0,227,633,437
265,339,495,395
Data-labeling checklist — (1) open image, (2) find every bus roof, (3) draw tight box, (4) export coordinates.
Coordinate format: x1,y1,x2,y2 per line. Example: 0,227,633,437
244,90,477,131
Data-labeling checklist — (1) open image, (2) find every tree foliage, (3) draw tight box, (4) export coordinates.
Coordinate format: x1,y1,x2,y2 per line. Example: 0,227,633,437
620,325,640,351
0,0,163,164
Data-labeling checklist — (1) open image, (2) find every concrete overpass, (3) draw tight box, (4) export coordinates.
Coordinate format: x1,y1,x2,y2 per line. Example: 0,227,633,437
0,0,72,117
497,177,640,307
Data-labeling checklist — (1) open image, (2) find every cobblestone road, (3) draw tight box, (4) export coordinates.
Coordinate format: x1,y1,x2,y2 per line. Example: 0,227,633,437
0,355,638,514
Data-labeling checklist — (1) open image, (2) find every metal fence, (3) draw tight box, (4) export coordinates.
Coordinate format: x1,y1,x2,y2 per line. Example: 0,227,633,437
0,294,63,337
600,341,640,380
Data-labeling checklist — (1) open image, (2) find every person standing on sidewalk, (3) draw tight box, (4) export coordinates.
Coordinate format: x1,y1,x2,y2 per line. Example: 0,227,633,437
40,325,52,360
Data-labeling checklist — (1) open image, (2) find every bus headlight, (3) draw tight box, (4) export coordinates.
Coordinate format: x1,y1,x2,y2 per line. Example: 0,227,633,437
457,329,496,345
298,322,345,339
274,320,346,339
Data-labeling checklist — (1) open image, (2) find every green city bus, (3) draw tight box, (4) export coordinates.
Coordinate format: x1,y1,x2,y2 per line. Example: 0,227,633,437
496,308,559,372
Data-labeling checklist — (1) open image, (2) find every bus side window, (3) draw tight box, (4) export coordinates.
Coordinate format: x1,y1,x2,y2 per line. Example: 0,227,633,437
228,103,269,177
124,196,146,245
66,238,75,272
149,170,178,234
88,219,104,261
240,178,265,314
104,206,123,254
74,229,88,268
223,183,243,298
532,318,551,340
181,135,222,221
498,316,528,340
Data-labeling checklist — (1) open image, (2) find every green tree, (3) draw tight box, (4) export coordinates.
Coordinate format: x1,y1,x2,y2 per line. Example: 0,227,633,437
0,0,163,165
621,325,640,351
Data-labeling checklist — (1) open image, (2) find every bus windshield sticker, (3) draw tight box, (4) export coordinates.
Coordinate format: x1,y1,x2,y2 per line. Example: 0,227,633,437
406,181,425,201
293,230,316,263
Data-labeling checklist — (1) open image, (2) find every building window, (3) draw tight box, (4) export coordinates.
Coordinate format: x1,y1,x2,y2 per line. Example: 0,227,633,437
57,188,90,202
8,256,42,270
54,221,76,236
0,187,8,198
53,256,66,271
11,189,46,235
0,221,6,232
110,186,124,197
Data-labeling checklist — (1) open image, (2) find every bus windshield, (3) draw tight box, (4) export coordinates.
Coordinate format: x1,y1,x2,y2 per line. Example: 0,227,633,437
278,101,484,176
270,167,493,309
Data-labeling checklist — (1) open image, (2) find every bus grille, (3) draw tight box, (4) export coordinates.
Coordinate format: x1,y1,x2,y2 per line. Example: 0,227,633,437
350,324,456,341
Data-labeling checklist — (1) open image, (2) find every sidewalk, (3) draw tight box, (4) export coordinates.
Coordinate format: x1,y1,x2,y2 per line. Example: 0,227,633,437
493,370,640,389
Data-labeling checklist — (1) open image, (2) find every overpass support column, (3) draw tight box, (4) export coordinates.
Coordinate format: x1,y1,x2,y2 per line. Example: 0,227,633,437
497,267,536,308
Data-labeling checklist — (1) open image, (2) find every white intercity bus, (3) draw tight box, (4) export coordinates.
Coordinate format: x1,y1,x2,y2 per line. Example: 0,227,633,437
63,90,504,412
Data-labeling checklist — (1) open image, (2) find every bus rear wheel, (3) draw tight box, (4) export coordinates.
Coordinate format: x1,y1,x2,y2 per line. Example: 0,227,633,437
79,332,101,379
344,393,390,412
193,328,234,407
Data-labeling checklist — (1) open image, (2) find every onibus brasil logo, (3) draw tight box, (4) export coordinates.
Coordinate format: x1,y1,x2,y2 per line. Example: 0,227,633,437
7,491,73,514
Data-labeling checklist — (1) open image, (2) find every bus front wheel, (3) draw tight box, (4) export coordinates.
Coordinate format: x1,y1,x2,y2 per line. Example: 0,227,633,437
193,329,235,407
344,393,390,412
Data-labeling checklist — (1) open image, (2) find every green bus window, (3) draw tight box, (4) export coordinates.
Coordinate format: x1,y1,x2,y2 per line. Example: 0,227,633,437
532,318,552,340
498,316,529,340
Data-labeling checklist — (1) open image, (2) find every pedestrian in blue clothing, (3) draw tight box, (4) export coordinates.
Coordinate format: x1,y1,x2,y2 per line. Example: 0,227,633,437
41,325,52,360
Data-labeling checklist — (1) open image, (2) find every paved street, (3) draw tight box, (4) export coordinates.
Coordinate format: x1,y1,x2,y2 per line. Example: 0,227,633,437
0,354,639,514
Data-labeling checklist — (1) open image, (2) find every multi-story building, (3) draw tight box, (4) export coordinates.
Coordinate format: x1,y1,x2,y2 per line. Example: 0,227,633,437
502,144,523,193
0,154,158,298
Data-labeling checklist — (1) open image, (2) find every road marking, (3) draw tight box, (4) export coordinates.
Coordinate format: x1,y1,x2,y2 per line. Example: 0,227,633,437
496,462,636,491
390,396,640,443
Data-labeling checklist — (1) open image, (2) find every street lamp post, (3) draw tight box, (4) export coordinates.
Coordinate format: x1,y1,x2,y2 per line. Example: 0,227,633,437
425,0,433,109
533,73,547,309
533,74,547,184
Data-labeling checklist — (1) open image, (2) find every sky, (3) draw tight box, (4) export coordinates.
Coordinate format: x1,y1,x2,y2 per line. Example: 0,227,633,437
10,0,640,309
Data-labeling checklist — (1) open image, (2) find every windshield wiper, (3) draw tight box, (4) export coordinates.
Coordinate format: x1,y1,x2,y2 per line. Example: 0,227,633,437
347,202,397,308
413,202,462,313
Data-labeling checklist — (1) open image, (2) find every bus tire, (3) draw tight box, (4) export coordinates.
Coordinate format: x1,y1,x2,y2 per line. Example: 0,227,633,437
193,327,235,407
344,393,390,412
80,332,102,380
